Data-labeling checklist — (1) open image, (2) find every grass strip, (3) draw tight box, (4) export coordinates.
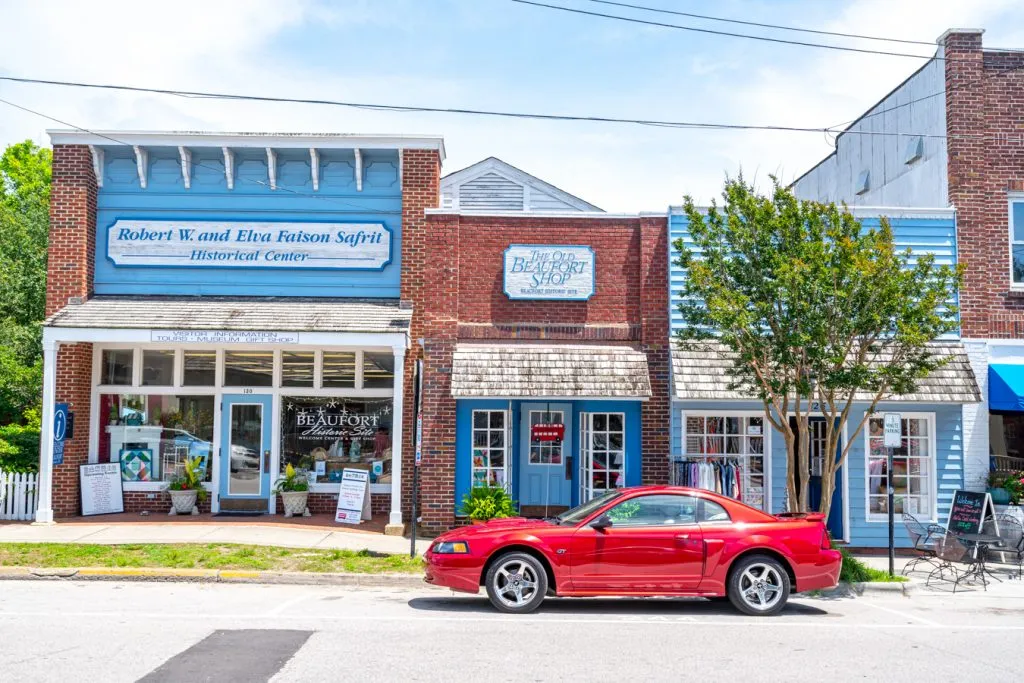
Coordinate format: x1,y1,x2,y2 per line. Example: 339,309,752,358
838,547,908,583
0,543,423,574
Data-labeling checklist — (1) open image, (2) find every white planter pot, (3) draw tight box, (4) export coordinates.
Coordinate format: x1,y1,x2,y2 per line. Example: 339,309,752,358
280,490,311,518
168,489,199,516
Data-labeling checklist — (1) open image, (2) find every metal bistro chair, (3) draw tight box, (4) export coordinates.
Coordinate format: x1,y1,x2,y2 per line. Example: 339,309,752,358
992,514,1024,580
926,533,972,593
902,512,946,575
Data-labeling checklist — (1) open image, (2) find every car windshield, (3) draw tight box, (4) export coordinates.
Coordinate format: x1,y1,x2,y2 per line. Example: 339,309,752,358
555,491,623,525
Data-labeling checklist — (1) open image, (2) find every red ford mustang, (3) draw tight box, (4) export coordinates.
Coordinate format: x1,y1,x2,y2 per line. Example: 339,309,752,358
425,486,842,616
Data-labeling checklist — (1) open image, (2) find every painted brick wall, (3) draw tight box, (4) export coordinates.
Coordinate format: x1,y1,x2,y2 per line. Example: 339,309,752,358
945,31,1024,337
413,212,670,532
48,145,98,517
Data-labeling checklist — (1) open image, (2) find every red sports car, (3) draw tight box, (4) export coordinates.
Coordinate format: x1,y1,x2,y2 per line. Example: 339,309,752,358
425,486,842,616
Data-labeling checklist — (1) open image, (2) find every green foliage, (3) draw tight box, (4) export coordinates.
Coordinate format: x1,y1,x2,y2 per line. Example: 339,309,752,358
606,500,640,523
990,471,1024,505
0,419,40,472
274,463,310,493
836,546,907,583
166,456,209,501
675,176,962,516
459,485,517,521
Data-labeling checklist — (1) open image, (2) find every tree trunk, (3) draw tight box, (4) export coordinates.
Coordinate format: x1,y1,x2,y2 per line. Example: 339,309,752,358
819,465,836,523
784,431,799,513
796,415,810,512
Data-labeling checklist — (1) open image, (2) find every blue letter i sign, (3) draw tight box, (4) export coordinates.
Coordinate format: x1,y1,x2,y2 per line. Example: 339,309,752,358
53,403,68,466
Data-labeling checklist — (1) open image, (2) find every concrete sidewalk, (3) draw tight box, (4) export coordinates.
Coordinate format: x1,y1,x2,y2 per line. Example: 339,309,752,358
0,521,430,555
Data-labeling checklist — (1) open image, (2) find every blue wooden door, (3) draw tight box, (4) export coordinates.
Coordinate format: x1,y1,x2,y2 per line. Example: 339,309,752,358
519,404,573,508
219,394,273,503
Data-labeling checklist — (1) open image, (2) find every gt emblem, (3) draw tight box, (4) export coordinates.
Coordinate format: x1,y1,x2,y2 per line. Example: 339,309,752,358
556,549,567,555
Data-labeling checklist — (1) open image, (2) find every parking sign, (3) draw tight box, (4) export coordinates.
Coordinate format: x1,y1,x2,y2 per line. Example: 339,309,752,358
883,413,901,449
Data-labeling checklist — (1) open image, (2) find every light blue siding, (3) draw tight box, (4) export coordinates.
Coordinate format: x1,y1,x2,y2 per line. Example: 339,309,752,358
94,146,402,297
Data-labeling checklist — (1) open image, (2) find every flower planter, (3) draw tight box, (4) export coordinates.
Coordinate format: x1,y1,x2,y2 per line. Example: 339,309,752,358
989,487,1012,506
168,489,199,516
280,490,311,518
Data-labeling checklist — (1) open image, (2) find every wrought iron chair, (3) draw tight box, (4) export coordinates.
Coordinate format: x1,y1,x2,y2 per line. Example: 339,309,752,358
926,533,972,593
993,514,1024,580
902,512,946,575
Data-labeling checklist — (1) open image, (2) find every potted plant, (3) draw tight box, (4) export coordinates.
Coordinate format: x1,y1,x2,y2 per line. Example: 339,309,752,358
275,463,311,517
459,485,516,523
1003,470,1024,507
988,471,1011,506
166,455,207,515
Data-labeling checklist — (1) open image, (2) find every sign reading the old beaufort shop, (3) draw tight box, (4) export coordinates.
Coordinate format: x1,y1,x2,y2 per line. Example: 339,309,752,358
107,220,391,270
503,245,595,300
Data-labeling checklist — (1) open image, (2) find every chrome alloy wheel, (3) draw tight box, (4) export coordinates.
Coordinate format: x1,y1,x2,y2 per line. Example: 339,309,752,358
492,559,539,609
738,563,784,611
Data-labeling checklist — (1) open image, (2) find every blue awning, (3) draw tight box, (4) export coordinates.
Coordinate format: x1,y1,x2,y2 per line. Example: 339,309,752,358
989,364,1024,411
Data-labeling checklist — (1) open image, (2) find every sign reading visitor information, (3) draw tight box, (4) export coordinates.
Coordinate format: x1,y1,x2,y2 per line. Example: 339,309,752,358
335,468,371,524
53,402,68,466
531,423,565,442
107,220,392,270
150,330,300,344
503,245,595,300
947,489,995,535
79,463,124,516
883,413,902,448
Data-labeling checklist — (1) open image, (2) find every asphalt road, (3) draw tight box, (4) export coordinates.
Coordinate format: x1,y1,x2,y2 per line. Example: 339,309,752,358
1,579,1023,682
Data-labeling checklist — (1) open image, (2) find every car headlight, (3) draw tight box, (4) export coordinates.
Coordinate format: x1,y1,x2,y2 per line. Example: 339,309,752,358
432,541,469,554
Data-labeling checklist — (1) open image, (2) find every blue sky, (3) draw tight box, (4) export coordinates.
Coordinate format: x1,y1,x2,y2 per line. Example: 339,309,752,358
1,0,1022,210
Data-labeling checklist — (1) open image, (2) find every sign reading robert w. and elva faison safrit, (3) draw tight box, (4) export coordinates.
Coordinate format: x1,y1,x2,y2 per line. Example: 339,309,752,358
107,219,392,270
503,245,595,300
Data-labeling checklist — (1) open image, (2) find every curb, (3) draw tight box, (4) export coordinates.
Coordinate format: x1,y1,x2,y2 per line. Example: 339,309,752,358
813,579,918,598
0,566,433,589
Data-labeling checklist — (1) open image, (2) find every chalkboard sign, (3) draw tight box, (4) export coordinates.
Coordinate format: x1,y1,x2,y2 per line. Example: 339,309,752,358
946,489,993,535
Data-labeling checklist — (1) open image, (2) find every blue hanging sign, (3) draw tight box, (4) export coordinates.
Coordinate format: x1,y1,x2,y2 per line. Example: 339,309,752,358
53,403,69,466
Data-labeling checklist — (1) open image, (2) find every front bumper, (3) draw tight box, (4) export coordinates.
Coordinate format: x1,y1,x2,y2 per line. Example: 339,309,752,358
423,550,483,594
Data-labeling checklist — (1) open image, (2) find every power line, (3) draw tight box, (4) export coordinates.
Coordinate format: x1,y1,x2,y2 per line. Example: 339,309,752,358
585,0,936,46
508,0,940,60
0,74,950,139
0,96,391,213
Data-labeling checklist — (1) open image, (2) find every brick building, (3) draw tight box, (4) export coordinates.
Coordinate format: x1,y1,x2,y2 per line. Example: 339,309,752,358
793,28,1024,519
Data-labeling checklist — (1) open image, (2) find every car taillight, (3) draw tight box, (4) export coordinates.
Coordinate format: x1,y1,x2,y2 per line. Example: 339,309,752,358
821,529,832,549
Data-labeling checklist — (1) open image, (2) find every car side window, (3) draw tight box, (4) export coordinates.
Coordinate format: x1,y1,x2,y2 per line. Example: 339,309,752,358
604,495,698,527
699,499,731,523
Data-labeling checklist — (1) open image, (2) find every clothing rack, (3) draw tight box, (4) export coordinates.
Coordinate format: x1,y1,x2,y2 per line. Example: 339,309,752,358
671,453,765,510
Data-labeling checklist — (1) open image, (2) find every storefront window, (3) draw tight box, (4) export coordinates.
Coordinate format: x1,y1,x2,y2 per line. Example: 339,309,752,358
677,414,766,510
322,352,356,388
282,352,315,388
581,412,625,500
182,350,216,386
101,349,133,386
141,350,175,386
280,396,393,485
363,352,394,388
223,351,273,386
472,410,507,487
99,394,214,482
867,415,932,520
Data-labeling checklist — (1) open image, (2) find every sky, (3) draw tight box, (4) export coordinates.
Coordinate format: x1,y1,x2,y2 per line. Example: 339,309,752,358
0,0,1022,211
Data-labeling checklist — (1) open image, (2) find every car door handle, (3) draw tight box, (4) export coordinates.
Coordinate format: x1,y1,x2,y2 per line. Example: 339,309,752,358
676,534,690,540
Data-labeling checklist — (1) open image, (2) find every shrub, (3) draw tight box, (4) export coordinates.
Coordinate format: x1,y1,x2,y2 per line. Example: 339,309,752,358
459,485,517,522
0,419,40,473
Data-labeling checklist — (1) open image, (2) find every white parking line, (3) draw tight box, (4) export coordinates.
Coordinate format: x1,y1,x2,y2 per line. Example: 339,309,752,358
856,600,942,627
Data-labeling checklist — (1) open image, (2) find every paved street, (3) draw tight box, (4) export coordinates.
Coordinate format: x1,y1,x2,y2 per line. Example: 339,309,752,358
1,579,1023,682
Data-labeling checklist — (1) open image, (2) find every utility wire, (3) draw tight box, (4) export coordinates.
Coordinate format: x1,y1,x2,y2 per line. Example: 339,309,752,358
0,75,950,140
0,95,390,213
586,0,936,46
509,0,940,60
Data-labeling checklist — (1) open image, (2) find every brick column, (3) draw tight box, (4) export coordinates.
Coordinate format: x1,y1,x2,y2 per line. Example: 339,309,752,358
45,145,97,517
639,216,671,484
398,149,442,528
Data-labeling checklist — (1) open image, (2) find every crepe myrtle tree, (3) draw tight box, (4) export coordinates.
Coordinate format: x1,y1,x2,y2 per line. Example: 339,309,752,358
674,177,962,519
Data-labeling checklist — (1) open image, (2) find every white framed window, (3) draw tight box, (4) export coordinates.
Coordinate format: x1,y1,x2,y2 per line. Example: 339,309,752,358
528,409,564,465
580,412,625,502
1010,197,1024,287
864,412,936,522
471,410,509,488
677,411,769,511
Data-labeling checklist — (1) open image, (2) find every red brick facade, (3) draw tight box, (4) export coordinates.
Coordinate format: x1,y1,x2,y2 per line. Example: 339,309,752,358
412,213,670,532
945,30,1024,337
47,145,98,516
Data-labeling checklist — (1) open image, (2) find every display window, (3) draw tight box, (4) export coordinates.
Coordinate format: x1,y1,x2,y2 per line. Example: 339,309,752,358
581,412,625,501
472,410,508,487
280,396,393,486
675,413,767,511
99,393,215,482
866,414,934,520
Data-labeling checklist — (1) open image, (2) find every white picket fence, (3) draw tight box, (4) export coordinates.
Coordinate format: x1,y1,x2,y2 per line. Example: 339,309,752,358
0,469,37,521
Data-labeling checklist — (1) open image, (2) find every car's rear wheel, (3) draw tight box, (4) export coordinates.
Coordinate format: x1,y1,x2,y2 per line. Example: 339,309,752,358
728,554,791,616
484,552,548,614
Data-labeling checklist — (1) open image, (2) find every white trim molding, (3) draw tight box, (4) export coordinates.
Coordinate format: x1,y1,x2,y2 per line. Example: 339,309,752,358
222,147,235,190
354,148,363,192
133,145,148,189
309,148,320,191
266,147,277,191
178,146,192,189
88,145,104,188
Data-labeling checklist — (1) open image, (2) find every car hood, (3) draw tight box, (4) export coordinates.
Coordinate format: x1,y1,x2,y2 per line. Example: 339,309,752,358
438,517,554,540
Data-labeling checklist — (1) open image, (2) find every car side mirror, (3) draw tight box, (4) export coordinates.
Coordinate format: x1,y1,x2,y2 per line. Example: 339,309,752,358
591,514,613,532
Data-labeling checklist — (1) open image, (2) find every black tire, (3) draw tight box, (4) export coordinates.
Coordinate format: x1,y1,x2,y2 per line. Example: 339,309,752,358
484,551,548,614
727,554,791,617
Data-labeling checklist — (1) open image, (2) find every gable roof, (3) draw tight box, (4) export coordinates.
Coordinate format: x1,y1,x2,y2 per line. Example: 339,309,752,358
441,157,602,212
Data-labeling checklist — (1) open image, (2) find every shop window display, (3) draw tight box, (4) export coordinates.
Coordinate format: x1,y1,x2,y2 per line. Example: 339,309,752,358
675,414,767,511
280,397,393,485
99,394,214,482
472,410,508,488
867,415,932,519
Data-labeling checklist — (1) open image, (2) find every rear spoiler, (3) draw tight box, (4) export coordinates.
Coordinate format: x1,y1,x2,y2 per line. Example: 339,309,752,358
775,512,826,522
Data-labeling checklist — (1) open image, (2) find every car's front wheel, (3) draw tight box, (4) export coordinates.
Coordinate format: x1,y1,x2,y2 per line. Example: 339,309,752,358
727,554,791,616
484,552,548,614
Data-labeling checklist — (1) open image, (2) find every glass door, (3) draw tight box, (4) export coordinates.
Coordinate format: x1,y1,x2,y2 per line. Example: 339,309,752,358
219,394,273,502
519,404,572,509
579,412,626,502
